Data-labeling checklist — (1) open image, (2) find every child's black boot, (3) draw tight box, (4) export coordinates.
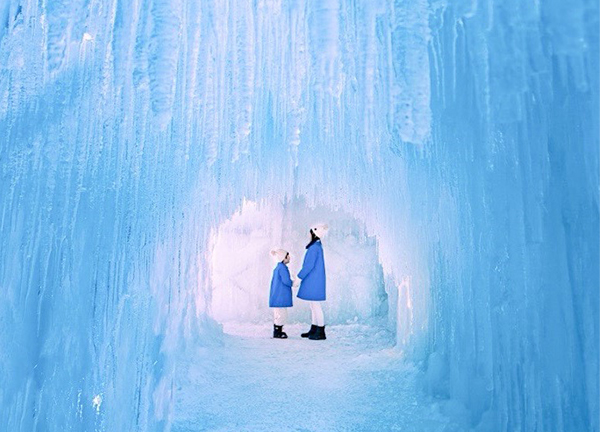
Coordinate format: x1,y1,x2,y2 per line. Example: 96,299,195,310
273,324,288,339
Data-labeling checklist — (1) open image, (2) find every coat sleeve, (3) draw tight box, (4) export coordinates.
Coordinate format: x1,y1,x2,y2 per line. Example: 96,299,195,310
278,265,293,287
298,246,318,280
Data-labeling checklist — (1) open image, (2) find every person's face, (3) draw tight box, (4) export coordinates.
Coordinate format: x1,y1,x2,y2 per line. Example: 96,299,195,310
283,253,290,264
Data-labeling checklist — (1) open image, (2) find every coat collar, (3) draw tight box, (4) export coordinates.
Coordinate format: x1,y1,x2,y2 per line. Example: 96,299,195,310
306,238,321,249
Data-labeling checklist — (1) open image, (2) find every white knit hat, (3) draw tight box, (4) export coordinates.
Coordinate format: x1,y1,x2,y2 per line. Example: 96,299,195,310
270,249,289,262
311,223,329,238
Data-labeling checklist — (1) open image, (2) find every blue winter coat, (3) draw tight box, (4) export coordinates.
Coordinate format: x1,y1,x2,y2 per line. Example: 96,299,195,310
269,262,293,307
297,240,326,301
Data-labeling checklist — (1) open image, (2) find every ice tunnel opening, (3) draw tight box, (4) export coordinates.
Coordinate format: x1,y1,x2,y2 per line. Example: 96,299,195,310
206,198,401,339
166,195,444,430
169,198,446,431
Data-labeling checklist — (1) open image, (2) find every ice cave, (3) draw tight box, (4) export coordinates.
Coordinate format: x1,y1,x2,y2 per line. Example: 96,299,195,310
0,0,598,431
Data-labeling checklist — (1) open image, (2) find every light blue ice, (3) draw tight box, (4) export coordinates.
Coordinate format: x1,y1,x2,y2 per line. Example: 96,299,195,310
0,0,598,431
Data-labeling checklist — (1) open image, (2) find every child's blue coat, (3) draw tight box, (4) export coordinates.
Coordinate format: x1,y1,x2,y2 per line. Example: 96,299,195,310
269,262,293,307
297,240,326,301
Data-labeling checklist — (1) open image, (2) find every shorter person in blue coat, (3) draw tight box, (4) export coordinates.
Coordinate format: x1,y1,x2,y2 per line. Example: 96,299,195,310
296,224,328,340
269,249,294,339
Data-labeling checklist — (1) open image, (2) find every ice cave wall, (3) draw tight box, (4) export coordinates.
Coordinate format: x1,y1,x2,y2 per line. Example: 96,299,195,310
423,0,599,430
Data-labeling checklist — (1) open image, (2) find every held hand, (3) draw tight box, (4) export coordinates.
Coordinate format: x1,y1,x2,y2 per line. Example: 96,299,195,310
292,278,300,288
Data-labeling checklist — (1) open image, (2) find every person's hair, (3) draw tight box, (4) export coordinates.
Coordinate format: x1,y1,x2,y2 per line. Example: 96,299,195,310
306,229,320,249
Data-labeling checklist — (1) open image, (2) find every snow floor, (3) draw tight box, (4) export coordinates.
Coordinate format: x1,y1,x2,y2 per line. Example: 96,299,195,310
172,323,457,432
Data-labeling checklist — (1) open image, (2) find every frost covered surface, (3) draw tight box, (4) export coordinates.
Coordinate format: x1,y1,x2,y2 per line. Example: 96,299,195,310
172,323,451,432
0,1,598,432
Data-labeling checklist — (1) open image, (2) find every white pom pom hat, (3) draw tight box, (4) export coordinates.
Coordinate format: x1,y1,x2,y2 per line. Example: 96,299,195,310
270,249,289,262
311,223,329,238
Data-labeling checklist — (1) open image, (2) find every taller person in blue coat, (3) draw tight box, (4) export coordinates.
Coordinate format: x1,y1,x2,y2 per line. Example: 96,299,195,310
296,224,329,340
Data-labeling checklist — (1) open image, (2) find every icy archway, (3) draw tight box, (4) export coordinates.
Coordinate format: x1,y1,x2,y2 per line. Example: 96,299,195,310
0,0,598,431
208,199,390,326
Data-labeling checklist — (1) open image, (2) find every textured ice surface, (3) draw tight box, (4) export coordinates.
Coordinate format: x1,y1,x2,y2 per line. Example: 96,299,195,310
0,0,598,431
172,323,452,432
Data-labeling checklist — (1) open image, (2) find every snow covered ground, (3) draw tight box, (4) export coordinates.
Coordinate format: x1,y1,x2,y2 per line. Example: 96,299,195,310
172,323,455,432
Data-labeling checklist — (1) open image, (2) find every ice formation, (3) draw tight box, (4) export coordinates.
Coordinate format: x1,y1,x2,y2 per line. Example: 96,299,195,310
0,0,597,431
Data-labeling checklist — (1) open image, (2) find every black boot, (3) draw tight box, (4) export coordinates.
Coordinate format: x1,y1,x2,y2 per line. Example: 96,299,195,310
309,326,326,340
301,325,317,338
273,324,288,339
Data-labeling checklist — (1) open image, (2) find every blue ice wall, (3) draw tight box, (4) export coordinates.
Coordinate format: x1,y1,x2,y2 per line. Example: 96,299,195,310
0,0,597,431
423,1,599,429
